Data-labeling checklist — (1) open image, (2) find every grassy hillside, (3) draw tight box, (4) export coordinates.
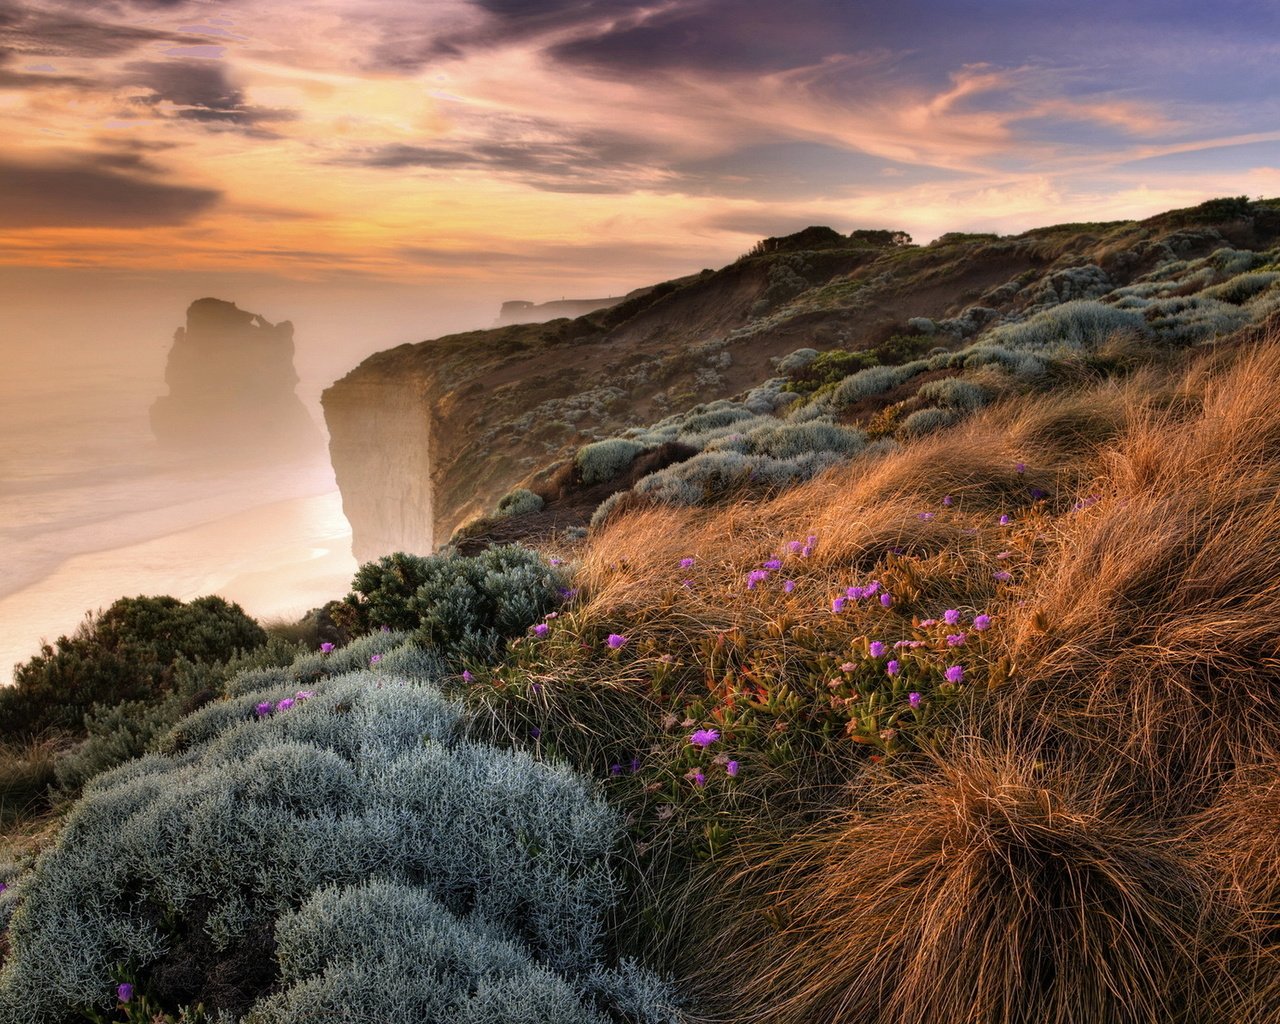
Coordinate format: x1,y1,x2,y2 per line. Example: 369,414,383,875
7,199,1280,1022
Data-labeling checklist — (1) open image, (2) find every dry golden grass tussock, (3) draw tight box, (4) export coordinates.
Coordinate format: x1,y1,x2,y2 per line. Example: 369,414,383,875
710,739,1221,1024
1004,337,1280,799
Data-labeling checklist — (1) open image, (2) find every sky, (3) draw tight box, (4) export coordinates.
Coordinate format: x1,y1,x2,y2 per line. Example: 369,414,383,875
3,0,1280,309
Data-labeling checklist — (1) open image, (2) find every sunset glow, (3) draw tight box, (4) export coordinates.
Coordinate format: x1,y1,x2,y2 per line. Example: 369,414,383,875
4,0,1279,296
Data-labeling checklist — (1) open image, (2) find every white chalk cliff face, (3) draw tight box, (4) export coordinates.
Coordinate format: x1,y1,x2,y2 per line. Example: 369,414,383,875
322,368,436,563
150,298,324,461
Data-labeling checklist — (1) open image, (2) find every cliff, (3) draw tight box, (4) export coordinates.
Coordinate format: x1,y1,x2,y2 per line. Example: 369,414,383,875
323,200,1280,562
151,298,323,459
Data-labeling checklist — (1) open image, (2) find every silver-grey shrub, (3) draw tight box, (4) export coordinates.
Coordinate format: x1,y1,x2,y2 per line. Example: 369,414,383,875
899,407,958,437
709,421,865,460
981,300,1147,353
496,488,545,517
773,347,819,374
829,360,929,408
0,662,666,1023
247,880,624,1024
575,439,645,485
915,377,992,412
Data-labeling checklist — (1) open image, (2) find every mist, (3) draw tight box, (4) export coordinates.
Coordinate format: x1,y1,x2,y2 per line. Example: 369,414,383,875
0,267,503,681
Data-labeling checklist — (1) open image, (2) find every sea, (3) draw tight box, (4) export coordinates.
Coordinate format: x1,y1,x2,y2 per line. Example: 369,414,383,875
0,335,357,684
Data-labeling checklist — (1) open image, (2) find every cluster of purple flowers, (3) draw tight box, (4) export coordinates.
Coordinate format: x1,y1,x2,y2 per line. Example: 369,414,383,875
254,690,316,718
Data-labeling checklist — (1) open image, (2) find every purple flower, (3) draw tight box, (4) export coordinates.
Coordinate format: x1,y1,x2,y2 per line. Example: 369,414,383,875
295,690,315,701
0,882,8,894
255,701,273,717
869,640,886,658
999,514,1011,525
847,586,865,599
887,659,901,676
320,642,335,654
787,540,803,553
801,545,813,558
690,728,720,748
681,579,695,588
610,763,622,776
380,625,391,633
945,664,964,684
680,557,695,568
533,623,549,637
919,618,938,628
946,633,967,647
726,760,740,777
807,535,818,546
880,593,893,608
549,557,563,566
530,726,541,739
630,756,641,773
276,697,295,711
462,670,474,683
693,770,706,787
994,570,1013,582
783,579,796,593
918,511,936,521
559,587,579,600
944,609,961,625
763,558,783,570
746,569,770,590
370,654,382,665
865,581,881,595
942,495,954,507
832,596,847,614
1015,461,1026,474
1029,487,1048,500
117,983,134,1004
908,691,922,709
607,633,628,649
973,614,991,631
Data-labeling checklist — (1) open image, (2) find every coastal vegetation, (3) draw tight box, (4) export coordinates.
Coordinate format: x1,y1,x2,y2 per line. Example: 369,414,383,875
6,198,1280,1021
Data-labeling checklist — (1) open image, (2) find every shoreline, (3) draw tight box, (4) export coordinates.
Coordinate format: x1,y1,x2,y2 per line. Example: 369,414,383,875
0,490,357,683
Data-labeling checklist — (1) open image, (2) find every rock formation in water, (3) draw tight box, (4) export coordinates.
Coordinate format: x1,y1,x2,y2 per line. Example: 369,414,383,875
323,200,1280,564
151,298,323,459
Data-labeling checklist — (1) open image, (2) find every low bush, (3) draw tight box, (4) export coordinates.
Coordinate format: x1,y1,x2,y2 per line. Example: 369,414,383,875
497,487,546,517
0,595,266,738
981,300,1147,353
333,546,566,664
0,653,672,1022
576,439,645,485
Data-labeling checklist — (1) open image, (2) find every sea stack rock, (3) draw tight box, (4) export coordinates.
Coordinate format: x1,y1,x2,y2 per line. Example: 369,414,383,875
151,298,323,458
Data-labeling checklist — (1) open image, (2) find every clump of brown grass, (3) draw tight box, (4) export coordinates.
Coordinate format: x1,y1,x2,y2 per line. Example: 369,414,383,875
1003,339,1280,808
710,740,1223,1024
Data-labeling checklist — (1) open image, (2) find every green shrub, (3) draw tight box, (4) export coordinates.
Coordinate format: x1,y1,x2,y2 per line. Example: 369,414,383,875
0,596,266,738
576,439,645,485
0,658,667,1022
334,547,566,663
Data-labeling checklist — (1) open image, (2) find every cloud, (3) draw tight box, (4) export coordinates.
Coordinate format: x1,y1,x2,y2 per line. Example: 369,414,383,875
123,59,295,129
0,1,201,58
346,121,664,193
0,48,90,87
0,155,220,227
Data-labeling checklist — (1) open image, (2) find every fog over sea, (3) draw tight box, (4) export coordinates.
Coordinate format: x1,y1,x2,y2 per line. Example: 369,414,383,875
0,284,493,684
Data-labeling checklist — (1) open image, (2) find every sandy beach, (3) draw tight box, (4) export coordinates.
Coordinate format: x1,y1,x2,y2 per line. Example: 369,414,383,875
0,490,356,683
